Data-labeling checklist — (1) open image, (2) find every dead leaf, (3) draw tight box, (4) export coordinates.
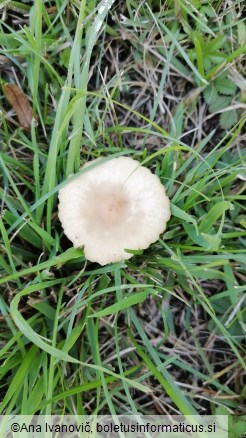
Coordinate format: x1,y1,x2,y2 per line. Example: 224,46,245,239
3,83,33,131
46,6,57,13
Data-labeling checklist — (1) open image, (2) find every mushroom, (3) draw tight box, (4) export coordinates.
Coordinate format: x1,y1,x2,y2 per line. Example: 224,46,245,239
58,157,171,265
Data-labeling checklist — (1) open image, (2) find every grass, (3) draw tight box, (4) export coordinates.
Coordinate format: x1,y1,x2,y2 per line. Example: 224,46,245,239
0,0,245,427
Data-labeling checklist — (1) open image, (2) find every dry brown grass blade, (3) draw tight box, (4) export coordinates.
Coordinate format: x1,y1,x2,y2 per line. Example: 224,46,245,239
3,83,33,131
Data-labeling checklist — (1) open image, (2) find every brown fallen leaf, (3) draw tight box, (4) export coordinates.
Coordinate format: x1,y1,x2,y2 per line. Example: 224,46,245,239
46,6,57,13
3,83,33,132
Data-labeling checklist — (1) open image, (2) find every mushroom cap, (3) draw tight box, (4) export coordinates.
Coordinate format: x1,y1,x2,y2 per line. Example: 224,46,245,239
58,157,171,265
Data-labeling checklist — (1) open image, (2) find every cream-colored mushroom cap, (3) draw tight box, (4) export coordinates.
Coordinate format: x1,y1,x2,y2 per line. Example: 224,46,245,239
58,157,171,265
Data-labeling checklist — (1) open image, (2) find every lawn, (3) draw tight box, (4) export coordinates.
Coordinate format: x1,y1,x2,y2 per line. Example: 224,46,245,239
0,0,245,431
